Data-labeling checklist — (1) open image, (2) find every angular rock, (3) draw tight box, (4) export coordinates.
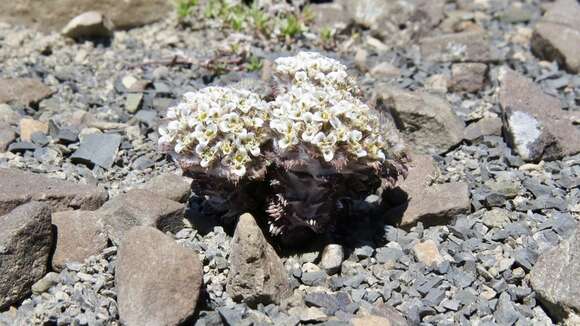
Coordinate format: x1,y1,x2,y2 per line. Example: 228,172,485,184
384,155,471,227
125,93,143,113
51,210,108,271
463,116,502,141
531,0,580,73
226,213,290,307
0,168,107,215
70,133,121,169
0,124,16,152
0,202,52,309
450,63,487,93
0,104,22,125
413,240,444,267
349,0,444,46
530,225,580,321
499,68,580,161
97,189,185,244
136,173,191,203
320,244,344,275
116,226,202,326
420,31,496,63
0,78,54,106
62,11,114,40
379,87,465,154
0,0,173,30
18,118,48,142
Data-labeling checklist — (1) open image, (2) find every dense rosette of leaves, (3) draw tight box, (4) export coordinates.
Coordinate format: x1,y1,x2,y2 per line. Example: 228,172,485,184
159,52,408,245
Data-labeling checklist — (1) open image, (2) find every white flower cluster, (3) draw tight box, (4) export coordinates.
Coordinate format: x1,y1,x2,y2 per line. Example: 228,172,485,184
158,86,270,177
160,52,393,178
270,52,387,162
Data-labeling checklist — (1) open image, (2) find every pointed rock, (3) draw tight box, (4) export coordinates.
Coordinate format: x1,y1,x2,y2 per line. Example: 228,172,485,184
0,202,52,309
226,213,291,307
116,226,203,326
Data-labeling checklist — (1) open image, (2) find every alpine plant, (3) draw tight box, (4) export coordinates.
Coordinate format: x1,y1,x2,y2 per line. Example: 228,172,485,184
159,52,408,245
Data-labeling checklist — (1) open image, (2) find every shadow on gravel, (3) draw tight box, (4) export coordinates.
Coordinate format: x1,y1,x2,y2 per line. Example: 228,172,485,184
185,188,413,258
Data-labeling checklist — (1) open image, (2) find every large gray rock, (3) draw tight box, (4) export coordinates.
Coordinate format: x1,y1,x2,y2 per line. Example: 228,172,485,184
226,213,291,307
116,226,202,326
378,86,465,154
51,210,108,271
0,78,54,106
420,31,496,63
62,11,114,40
531,0,580,73
499,68,580,162
136,173,192,203
0,0,173,31
530,225,580,321
384,154,471,227
98,189,185,244
0,168,107,216
0,202,53,309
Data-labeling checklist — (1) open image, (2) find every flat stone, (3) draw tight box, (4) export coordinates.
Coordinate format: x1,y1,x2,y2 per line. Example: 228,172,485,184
530,225,580,321
531,0,580,73
0,78,54,106
463,116,502,141
71,133,122,169
499,68,580,161
0,168,107,215
370,62,401,79
0,0,173,31
226,213,290,307
97,189,185,244
19,118,48,142
420,31,496,63
0,202,52,309
51,210,108,271
384,155,471,227
116,226,203,326
379,87,465,154
413,240,444,267
0,124,16,152
304,292,340,315
450,63,487,93
125,93,143,113
320,244,344,275
136,173,191,203
62,11,114,39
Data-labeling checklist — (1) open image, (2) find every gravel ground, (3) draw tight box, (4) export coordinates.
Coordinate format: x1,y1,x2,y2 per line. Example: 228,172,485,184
0,0,579,325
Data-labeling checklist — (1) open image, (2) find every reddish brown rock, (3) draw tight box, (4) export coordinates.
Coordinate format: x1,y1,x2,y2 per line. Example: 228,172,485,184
464,116,502,141
0,202,53,309
531,0,580,73
0,78,54,106
116,226,202,326
384,155,471,227
499,68,580,161
136,173,191,203
0,168,108,216
52,210,108,271
450,63,488,93
97,189,185,244
378,86,465,154
226,213,291,307
19,118,48,142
